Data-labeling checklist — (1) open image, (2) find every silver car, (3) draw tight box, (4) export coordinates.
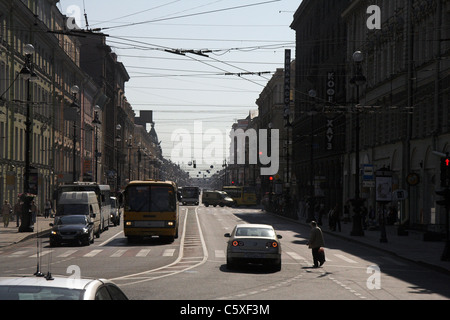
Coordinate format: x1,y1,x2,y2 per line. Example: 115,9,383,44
224,224,282,271
0,276,128,300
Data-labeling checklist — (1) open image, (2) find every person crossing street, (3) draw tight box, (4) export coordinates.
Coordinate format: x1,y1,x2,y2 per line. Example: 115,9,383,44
307,220,325,268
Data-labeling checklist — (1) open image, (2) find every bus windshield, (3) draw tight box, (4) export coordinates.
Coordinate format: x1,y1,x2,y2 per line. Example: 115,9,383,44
126,185,176,212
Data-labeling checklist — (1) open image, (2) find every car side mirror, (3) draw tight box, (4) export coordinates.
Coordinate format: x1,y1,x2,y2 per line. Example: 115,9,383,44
92,213,96,218
224,233,231,238
88,222,94,226
49,223,54,227
277,235,282,239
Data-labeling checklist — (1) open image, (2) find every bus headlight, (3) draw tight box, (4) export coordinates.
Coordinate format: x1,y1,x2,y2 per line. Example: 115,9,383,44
125,221,133,227
166,221,174,227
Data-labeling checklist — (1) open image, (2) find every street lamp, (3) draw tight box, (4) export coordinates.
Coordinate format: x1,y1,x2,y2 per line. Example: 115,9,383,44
19,44,37,233
350,51,366,236
115,124,121,190
70,85,80,182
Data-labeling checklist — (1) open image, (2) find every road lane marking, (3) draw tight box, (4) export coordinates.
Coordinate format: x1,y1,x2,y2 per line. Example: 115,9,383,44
29,250,53,258
57,249,78,258
334,254,358,263
215,250,225,258
8,250,28,257
136,249,151,257
286,251,306,261
111,249,127,257
83,249,102,257
163,249,175,256
99,230,124,246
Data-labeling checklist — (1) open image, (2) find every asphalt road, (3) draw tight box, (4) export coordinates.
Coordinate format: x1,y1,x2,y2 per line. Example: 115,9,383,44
2,205,450,303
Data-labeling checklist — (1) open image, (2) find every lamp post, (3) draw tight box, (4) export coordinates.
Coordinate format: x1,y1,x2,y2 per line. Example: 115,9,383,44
19,44,37,232
92,105,101,183
350,51,366,236
115,124,121,191
70,85,80,182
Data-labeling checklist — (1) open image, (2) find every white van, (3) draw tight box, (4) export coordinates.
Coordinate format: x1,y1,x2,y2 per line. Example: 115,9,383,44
56,191,102,238
202,190,235,207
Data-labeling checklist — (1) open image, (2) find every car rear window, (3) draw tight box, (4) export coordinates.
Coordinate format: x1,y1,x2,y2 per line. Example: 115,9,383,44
235,228,275,237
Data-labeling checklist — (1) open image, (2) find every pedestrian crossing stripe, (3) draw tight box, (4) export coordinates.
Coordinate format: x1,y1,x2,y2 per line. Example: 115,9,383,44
286,251,306,261
4,248,407,266
333,254,358,263
136,249,151,257
110,249,128,257
57,249,78,258
83,249,102,257
215,250,225,258
163,249,175,257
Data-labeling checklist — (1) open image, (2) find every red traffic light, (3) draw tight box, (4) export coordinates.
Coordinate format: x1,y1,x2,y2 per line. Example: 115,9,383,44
269,176,273,181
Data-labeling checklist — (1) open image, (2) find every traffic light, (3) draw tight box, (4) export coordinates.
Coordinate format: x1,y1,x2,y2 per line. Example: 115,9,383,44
269,176,273,181
440,156,450,187
436,188,450,207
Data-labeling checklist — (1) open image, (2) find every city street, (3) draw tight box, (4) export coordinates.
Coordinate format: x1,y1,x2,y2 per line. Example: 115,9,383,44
1,205,449,301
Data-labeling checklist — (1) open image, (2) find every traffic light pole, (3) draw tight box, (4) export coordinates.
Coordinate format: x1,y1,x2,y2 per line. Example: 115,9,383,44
435,153,450,261
442,192,450,261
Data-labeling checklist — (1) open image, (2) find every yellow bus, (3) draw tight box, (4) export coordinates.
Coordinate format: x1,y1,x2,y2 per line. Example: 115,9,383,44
123,180,179,242
222,186,257,206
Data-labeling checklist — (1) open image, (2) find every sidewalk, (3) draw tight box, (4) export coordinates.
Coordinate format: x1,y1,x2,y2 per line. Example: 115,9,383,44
0,215,53,248
285,213,450,275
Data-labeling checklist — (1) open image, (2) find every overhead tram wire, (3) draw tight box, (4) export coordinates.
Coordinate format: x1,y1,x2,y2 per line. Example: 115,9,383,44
95,0,282,31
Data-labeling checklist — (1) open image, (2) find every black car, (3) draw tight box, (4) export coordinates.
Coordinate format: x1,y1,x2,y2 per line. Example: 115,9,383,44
49,215,94,247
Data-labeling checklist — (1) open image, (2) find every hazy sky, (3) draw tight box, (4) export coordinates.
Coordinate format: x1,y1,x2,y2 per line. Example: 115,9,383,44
58,0,300,176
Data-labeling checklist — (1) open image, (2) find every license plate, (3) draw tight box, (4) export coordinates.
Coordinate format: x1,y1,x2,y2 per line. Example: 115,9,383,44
244,253,264,259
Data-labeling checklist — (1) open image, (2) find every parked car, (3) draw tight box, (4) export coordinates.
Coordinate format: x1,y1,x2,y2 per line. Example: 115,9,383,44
110,196,120,226
0,276,128,300
224,224,282,271
49,215,94,246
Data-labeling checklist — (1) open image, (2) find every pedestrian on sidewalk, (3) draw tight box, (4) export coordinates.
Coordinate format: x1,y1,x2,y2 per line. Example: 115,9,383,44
2,200,12,227
307,221,325,268
332,203,342,232
44,199,52,218
14,198,22,227
30,201,37,226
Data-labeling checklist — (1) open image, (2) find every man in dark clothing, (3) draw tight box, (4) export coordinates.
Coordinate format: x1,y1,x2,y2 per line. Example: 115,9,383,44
307,221,325,267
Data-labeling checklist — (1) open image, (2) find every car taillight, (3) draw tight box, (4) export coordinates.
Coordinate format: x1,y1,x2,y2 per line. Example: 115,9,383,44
232,240,244,247
266,241,278,248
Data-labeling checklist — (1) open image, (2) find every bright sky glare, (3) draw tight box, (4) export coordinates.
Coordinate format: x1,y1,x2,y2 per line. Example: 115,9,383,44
58,0,300,177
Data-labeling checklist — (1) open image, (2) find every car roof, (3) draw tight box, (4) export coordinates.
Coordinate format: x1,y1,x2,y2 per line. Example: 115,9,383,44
0,276,100,290
235,224,274,229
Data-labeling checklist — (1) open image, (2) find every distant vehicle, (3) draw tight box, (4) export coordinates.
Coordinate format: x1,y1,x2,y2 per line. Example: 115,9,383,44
224,224,282,271
110,196,120,226
0,277,128,300
49,215,94,247
124,180,179,242
222,186,257,206
56,182,111,232
202,190,234,207
56,191,101,238
180,186,200,205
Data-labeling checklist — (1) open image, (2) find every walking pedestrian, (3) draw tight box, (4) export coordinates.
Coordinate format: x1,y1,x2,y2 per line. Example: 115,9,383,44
14,199,22,227
307,221,325,268
2,200,12,227
332,203,342,232
30,201,37,226
44,199,52,218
